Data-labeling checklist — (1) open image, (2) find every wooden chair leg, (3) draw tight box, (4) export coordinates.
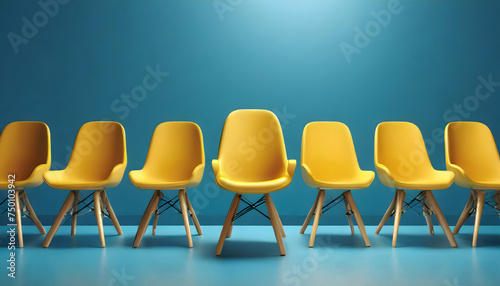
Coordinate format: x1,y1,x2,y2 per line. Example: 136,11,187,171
420,199,434,235
425,191,457,248
267,195,286,238
226,195,240,238
300,190,321,234
152,191,162,236
101,190,123,235
71,190,80,236
344,191,370,247
472,190,485,247
185,191,203,235
216,193,241,255
43,191,76,248
265,194,286,256
376,191,397,234
453,191,475,235
179,189,193,248
344,195,355,235
392,189,405,248
14,190,23,248
22,191,46,235
93,190,105,248
309,189,325,248
133,190,160,248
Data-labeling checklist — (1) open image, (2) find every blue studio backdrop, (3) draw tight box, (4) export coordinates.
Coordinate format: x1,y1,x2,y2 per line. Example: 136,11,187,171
1,0,500,226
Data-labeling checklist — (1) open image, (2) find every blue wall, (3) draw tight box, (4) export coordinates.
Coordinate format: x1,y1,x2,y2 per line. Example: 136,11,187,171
1,0,500,225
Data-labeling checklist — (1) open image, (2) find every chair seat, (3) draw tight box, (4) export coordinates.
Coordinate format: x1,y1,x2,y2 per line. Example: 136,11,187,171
43,171,117,190
390,170,455,190
129,170,198,189
0,179,40,189
461,179,500,190
301,167,375,190
215,175,292,194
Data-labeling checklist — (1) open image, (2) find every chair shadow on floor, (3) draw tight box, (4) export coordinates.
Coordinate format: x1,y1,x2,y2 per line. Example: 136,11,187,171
128,233,202,248
376,232,465,249
201,241,285,258
452,233,500,248
309,233,368,248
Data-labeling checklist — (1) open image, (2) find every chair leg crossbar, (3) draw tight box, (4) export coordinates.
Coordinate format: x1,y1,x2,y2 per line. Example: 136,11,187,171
216,193,286,256
133,189,202,248
43,189,122,248
376,189,456,248
300,189,370,248
454,190,500,247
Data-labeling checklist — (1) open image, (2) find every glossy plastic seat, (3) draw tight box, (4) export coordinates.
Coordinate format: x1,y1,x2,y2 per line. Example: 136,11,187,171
130,122,204,248
43,122,126,248
374,122,457,247
299,122,373,247
445,122,500,247
0,122,50,247
213,109,296,256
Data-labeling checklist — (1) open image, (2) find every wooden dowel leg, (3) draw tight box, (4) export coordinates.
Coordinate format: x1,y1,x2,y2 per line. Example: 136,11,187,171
152,209,159,236
309,189,325,248
226,195,240,238
71,190,80,236
376,191,397,235
268,195,286,238
344,195,355,235
265,194,286,256
15,190,23,248
93,190,105,248
185,191,203,235
425,191,457,248
420,194,434,235
133,190,160,248
344,191,370,247
101,190,123,235
22,191,46,235
216,193,241,256
453,191,475,235
43,191,76,248
179,189,193,248
472,190,485,247
392,189,405,248
300,190,321,234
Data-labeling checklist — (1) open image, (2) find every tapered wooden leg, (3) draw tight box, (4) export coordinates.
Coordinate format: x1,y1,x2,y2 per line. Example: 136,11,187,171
425,191,457,248
14,190,23,248
43,191,76,248
392,189,405,248
453,191,475,235
216,193,241,256
100,190,123,235
265,194,286,256
151,191,162,236
344,195,355,235
376,191,397,234
185,192,203,235
179,189,193,248
268,195,286,238
71,190,80,236
133,190,160,248
309,189,325,248
226,195,240,238
22,191,46,235
344,191,370,247
93,190,105,248
421,199,434,235
472,190,485,247
300,190,321,234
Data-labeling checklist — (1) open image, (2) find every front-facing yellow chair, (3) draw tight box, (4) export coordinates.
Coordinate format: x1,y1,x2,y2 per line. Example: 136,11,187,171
300,122,373,247
43,122,126,248
213,109,296,256
375,122,457,247
0,122,51,247
445,122,500,247
130,122,204,248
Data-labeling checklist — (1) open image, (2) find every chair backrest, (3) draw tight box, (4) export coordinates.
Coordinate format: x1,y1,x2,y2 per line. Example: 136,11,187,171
445,122,500,182
217,109,288,182
66,122,126,181
302,122,361,181
142,122,204,181
375,122,434,178
0,121,51,183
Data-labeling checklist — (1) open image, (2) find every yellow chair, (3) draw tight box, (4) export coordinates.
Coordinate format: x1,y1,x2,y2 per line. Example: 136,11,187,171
130,122,204,248
42,121,126,248
300,122,373,247
213,109,296,256
445,121,500,247
0,122,50,247
374,122,457,247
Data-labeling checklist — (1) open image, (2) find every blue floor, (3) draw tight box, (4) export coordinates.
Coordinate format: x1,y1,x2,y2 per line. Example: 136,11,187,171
1,225,499,286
